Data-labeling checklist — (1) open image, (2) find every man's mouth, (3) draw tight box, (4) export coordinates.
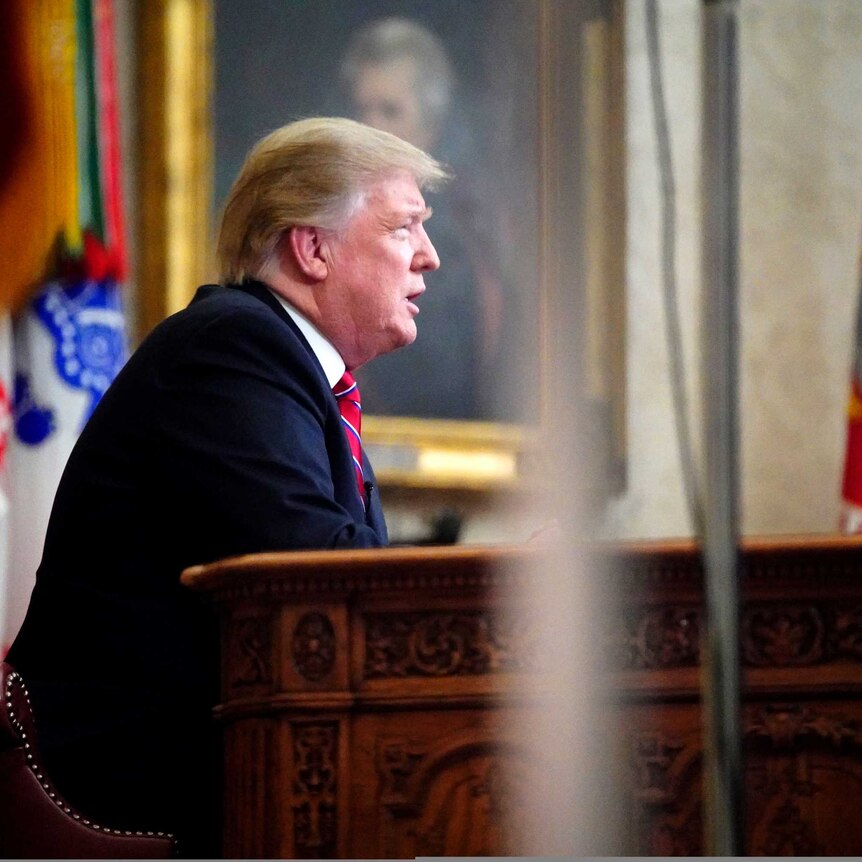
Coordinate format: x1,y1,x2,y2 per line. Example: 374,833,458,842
405,288,424,314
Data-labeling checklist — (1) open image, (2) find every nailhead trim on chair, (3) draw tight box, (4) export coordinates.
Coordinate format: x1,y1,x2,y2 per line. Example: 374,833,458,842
4,671,175,844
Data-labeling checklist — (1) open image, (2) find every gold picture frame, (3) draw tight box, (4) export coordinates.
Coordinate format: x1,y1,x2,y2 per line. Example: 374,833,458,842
135,0,625,498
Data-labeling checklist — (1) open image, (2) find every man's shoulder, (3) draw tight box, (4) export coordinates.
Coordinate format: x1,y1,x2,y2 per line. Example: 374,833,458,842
154,283,291,339
146,282,324,377
186,282,275,317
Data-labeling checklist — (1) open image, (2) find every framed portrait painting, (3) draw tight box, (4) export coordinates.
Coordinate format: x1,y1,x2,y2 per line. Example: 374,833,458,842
136,0,626,496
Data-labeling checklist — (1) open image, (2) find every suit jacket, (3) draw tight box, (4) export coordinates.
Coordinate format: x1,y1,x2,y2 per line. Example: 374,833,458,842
7,280,387,854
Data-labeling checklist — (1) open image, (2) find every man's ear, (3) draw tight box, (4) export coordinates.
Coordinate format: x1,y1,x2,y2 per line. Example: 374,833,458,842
287,225,329,281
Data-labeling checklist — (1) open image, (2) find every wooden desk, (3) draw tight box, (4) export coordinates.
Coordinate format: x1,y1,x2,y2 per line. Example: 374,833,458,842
182,535,862,857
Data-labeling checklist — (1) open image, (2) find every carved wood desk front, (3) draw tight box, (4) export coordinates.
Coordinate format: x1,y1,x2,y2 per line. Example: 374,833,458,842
182,535,862,857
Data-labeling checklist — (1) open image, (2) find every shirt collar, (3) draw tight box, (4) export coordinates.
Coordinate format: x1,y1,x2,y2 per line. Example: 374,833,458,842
267,289,346,388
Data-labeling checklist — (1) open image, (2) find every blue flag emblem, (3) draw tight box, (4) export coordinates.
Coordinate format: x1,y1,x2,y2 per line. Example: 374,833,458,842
34,279,126,425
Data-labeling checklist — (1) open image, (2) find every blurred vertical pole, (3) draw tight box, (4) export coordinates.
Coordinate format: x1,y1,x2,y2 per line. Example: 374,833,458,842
701,0,744,855
511,1,621,856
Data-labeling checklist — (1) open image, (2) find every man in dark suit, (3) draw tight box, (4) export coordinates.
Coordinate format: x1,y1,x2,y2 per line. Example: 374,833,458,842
6,117,446,856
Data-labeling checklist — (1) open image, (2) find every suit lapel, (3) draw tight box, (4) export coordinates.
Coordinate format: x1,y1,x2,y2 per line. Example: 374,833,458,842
232,280,331,387
230,281,388,542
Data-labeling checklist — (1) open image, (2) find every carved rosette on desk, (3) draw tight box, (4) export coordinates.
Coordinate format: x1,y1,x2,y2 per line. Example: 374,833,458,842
182,536,862,858
292,613,336,682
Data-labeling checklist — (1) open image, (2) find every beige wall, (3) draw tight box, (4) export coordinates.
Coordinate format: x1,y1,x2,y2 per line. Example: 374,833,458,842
739,0,862,535
605,0,862,540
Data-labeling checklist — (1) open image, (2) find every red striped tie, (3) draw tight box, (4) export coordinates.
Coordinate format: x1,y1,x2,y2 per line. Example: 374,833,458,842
333,371,365,506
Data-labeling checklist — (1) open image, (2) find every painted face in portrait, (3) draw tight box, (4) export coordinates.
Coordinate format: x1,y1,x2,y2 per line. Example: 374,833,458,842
351,58,439,153
317,170,440,369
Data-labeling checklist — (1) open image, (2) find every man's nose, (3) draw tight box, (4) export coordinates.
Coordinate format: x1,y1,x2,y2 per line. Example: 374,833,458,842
413,228,440,272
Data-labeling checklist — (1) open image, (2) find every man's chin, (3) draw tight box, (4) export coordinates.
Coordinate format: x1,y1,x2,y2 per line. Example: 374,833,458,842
392,323,418,350
360,326,416,366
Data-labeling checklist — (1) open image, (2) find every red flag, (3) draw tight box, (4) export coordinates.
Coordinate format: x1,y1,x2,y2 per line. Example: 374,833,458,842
840,241,862,532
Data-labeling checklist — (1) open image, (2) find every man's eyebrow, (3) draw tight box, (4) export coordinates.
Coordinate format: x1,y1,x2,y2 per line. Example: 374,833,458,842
391,206,433,224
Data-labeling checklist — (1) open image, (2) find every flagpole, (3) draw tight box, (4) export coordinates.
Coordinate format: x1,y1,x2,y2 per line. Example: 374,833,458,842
701,0,744,855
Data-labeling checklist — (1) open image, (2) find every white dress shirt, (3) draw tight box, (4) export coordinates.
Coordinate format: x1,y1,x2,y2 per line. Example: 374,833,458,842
267,289,345,388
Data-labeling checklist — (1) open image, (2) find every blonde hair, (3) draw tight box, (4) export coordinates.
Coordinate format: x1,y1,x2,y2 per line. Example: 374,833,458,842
217,117,450,284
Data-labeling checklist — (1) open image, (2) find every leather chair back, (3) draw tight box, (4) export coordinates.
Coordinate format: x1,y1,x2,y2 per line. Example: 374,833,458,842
0,661,175,858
